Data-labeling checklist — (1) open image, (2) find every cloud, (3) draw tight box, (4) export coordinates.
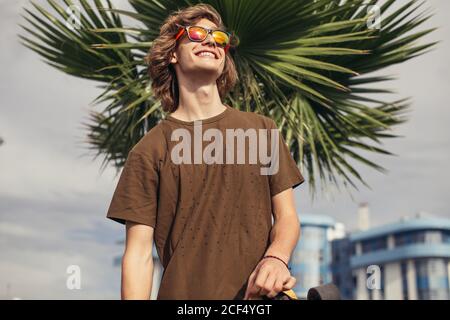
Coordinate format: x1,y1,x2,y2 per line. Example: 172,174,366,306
0,191,123,299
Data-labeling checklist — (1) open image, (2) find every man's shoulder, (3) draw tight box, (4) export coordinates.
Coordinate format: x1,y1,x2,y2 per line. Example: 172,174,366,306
229,107,275,129
130,120,168,160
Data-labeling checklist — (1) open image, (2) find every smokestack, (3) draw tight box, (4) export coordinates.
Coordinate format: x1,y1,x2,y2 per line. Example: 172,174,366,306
357,202,370,231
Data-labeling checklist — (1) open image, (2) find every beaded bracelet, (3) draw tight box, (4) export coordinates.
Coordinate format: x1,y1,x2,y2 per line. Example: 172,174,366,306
262,255,291,271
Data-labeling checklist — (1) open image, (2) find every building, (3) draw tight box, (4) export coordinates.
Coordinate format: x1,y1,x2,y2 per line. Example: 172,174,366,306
290,213,336,298
331,237,354,299
332,214,450,300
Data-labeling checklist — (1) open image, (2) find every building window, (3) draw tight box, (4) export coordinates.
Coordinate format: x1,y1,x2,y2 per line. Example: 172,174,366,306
352,243,357,256
425,230,442,243
395,230,444,247
395,231,423,247
443,231,450,244
361,236,387,254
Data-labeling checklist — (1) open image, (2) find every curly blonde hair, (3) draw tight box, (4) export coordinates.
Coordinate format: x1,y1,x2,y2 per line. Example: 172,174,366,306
145,3,238,113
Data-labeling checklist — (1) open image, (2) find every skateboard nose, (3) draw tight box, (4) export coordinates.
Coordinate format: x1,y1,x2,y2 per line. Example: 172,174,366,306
307,283,341,300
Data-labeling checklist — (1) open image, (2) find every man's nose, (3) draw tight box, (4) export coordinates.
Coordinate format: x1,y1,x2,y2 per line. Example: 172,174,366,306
204,32,216,47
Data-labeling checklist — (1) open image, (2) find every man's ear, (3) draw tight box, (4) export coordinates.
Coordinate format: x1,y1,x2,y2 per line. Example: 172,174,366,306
170,51,178,64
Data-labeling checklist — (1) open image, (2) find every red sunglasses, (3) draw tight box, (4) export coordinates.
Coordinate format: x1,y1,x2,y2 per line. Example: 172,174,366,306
174,23,233,54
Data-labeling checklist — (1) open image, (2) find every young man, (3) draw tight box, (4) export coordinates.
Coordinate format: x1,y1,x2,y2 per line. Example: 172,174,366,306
106,4,305,300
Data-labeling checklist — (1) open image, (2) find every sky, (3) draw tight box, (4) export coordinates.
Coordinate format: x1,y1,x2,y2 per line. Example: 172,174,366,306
0,0,449,299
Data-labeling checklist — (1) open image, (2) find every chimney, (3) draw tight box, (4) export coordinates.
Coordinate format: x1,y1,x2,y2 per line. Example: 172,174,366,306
357,202,370,231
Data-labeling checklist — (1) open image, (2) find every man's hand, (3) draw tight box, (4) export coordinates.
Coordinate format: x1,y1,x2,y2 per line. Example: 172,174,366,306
244,257,296,300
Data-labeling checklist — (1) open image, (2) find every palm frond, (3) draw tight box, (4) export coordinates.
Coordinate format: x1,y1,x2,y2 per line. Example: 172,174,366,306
19,0,437,195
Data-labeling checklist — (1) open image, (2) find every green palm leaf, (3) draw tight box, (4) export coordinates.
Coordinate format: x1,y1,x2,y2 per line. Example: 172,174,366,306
19,0,436,195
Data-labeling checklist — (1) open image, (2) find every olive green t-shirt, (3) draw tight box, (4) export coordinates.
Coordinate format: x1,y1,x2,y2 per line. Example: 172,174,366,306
106,104,305,299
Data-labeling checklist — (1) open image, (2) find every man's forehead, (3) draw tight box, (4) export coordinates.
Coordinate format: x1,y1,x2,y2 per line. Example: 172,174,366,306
194,19,218,29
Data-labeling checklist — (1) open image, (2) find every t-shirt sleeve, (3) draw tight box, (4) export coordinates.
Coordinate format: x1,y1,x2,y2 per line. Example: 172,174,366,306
267,119,305,197
106,150,159,228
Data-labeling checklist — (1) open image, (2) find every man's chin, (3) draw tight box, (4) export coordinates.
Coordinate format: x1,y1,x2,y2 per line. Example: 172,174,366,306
194,60,220,68
190,64,221,74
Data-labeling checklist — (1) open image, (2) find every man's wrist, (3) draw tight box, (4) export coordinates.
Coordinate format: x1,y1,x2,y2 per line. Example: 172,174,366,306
262,255,291,271
264,248,291,265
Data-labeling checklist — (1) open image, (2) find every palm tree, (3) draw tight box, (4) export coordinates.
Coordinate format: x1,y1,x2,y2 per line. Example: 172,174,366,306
19,0,436,195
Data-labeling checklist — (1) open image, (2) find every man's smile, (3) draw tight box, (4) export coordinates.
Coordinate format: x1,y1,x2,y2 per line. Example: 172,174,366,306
194,49,218,59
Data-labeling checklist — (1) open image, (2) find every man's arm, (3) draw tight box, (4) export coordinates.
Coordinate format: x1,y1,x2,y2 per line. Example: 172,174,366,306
244,188,301,299
121,221,154,299
264,187,301,264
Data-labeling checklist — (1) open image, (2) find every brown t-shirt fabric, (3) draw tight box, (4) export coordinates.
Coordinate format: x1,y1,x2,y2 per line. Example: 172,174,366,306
106,104,305,299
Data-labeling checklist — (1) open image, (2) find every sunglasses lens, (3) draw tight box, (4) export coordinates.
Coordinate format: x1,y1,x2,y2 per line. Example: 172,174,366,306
213,31,230,47
186,26,230,48
188,26,208,41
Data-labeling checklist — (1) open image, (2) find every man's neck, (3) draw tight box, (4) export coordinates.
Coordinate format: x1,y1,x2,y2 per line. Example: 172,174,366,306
171,85,226,122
